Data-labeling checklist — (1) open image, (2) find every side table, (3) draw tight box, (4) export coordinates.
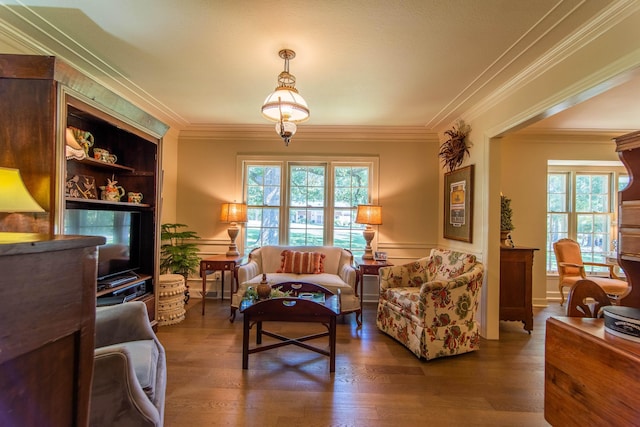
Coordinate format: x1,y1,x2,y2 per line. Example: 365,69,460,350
356,257,393,308
200,254,244,315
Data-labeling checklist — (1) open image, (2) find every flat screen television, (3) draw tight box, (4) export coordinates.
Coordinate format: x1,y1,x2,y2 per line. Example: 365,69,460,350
64,208,141,280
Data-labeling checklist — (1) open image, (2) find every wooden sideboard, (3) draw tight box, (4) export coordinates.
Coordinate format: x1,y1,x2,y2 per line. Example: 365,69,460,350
545,316,640,426
0,233,105,427
499,246,538,333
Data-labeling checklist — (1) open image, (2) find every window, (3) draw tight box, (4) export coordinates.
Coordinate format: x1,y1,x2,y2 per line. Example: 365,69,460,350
546,166,627,273
241,157,377,256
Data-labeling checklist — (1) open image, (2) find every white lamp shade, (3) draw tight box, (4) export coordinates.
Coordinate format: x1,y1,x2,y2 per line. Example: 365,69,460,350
261,88,310,123
355,205,383,225
0,167,44,213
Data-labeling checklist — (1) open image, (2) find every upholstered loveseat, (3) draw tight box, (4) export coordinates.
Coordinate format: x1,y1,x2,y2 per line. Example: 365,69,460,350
232,245,361,324
376,249,484,360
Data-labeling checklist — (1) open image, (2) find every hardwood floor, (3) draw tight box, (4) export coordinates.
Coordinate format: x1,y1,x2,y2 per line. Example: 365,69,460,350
157,299,563,426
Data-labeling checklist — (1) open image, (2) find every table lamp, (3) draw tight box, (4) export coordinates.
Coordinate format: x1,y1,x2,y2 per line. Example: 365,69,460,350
355,204,382,260
220,202,247,256
0,167,44,212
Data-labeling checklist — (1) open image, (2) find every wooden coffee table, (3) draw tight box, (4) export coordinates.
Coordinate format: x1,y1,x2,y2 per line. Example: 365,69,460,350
239,282,341,372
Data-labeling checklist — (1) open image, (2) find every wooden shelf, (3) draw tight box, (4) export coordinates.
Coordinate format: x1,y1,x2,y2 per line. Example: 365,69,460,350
70,156,135,172
65,197,151,209
97,274,151,297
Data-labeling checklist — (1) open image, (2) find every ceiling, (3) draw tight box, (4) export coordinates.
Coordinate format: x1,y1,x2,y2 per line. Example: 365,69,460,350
0,0,638,133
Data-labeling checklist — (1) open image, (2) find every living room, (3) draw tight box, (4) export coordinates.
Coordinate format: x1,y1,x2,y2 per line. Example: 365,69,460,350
2,2,640,426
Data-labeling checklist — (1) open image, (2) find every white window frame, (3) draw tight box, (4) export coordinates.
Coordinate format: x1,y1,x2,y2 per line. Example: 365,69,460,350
237,155,379,253
547,164,627,273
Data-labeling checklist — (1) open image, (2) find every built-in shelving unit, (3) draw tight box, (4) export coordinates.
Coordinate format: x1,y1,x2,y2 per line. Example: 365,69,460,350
0,53,168,324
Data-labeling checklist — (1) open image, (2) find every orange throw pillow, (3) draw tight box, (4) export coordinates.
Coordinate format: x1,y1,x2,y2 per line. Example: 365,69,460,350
277,250,325,274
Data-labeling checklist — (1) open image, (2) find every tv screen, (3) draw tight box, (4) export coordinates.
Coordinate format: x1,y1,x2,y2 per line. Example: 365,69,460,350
64,209,141,280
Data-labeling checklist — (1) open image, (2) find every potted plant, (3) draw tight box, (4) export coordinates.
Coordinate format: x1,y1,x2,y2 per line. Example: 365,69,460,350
160,223,201,302
500,194,515,247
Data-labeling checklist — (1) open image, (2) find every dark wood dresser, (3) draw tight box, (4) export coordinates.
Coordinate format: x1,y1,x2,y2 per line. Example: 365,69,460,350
0,233,105,427
499,246,538,333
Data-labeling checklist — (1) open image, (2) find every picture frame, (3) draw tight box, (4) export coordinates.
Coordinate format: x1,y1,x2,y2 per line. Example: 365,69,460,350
374,251,388,262
443,165,474,242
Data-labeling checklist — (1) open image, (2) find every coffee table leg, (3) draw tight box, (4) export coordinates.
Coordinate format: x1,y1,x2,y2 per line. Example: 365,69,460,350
256,321,263,345
242,314,250,369
329,317,336,373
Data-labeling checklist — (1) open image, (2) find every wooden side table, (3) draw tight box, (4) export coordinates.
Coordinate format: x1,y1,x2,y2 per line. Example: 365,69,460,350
200,254,244,315
356,257,393,308
499,246,538,333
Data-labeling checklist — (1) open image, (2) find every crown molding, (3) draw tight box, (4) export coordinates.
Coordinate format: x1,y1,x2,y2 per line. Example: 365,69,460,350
179,124,438,143
505,128,629,143
468,0,640,136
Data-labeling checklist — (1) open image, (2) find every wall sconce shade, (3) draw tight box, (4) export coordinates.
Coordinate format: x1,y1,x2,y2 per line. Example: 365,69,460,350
355,205,382,260
220,202,247,256
0,167,44,212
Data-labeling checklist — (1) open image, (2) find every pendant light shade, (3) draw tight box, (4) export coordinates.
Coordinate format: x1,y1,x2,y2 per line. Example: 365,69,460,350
261,49,309,145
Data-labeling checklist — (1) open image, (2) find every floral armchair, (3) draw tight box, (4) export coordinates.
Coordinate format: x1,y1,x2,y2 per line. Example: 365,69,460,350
376,249,484,360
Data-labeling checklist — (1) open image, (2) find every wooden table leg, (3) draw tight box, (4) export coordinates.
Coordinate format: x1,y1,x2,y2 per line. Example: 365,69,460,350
242,314,250,369
256,321,262,345
329,317,336,373
201,270,207,315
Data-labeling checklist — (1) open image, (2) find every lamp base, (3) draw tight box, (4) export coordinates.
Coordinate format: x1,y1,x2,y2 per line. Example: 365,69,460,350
226,224,240,257
362,226,375,260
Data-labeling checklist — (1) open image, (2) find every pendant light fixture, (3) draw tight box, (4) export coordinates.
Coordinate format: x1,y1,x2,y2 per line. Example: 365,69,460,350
261,49,309,146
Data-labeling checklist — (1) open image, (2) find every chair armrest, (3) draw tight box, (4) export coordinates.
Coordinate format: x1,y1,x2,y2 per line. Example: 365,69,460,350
418,263,484,316
95,301,155,348
558,262,584,268
583,261,621,279
91,347,159,426
339,263,357,288
237,260,260,285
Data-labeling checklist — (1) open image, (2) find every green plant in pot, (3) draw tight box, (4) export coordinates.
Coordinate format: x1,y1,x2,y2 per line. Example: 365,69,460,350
500,194,515,247
160,223,201,303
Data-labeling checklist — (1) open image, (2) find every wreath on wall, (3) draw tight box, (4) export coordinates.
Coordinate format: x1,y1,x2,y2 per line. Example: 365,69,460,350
439,120,471,172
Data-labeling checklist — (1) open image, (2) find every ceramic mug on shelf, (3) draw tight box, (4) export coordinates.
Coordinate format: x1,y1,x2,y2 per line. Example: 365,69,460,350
128,192,143,204
106,154,118,164
93,148,109,162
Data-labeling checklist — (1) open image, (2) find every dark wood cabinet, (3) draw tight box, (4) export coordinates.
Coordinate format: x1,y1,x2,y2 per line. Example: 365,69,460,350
0,233,105,427
615,130,640,307
500,246,538,332
0,54,168,323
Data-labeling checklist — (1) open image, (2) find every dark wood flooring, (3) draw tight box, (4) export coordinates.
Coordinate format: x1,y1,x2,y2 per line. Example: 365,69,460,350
157,299,564,426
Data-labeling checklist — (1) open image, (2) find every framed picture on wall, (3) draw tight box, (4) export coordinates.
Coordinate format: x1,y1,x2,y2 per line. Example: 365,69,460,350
443,165,474,242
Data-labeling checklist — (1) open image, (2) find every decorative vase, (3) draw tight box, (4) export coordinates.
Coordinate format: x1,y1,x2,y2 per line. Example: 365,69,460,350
501,229,513,247
256,273,271,300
